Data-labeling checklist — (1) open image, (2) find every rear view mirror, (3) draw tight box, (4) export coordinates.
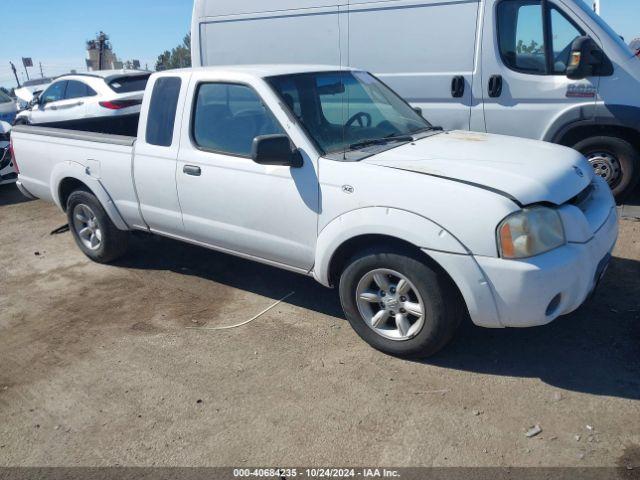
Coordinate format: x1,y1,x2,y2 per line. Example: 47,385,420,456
251,134,303,168
566,36,612,80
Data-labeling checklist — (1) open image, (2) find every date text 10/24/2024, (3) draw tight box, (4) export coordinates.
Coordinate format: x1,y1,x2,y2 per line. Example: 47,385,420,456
233,468,401,478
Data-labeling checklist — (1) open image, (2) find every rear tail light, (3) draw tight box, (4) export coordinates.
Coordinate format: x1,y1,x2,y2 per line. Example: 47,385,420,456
9,137,19,174
99,99,142,110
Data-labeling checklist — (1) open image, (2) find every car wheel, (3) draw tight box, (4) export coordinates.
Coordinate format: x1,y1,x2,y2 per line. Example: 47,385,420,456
13,117,28,126
66,190,129,263
339,248,464,358
574,136,640,200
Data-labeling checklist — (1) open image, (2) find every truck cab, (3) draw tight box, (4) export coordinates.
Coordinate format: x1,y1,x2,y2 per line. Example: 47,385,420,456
191,0,640,199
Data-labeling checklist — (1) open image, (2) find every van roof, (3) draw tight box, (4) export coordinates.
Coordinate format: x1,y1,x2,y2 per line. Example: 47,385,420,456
157,64,356,77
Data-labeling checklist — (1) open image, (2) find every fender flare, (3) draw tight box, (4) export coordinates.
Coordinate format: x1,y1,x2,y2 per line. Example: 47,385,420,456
50,161,129,231
544,104,640,144
313,207,468,287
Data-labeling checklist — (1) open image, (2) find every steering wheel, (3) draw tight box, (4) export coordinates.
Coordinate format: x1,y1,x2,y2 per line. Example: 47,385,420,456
346,111,372,128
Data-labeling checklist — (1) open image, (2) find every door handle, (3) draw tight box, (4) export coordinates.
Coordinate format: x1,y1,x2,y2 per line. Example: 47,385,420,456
488,75,503,98
183,165,202,176
451,76,465,98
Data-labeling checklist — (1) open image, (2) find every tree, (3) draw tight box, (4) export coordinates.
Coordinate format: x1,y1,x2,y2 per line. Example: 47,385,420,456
155,34,191,71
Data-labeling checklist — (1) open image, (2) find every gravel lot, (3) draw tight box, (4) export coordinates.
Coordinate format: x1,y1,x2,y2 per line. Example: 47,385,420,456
0,183,639,468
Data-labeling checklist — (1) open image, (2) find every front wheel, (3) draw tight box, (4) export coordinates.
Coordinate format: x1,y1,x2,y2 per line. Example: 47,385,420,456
66,190,129,263
574,136,640,200
339,249,464,358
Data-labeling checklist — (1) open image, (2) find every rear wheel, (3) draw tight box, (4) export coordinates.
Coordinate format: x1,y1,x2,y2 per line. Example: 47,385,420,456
339,248,464,358
573,136,640,200
66,190,129,263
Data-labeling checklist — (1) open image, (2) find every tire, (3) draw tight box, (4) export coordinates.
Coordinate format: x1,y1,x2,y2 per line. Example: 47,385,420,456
573,136,640,200
338,248,464,358
12,117,28,126
66,189,129,263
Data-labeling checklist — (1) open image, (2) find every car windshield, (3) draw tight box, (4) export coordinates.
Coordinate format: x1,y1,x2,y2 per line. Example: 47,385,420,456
267,71,432,155
0,90,12,104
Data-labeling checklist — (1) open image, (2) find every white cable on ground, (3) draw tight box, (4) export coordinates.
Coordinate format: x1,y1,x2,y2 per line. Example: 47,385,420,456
186,291,295,331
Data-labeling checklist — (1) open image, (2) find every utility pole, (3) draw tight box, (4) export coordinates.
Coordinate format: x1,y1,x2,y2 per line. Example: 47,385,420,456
97,31,108,71
10,62,21,88
39,62,44,79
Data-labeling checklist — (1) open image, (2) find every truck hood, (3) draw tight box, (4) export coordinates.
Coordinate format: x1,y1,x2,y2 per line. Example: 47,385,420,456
364,131,593,205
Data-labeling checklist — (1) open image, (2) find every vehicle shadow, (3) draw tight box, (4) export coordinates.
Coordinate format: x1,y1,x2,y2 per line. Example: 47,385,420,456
425,255,640,400
119,234,345,318
119,235,640,400
0,183,34,207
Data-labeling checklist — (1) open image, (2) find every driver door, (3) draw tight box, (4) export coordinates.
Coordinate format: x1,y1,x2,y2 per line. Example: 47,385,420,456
481,0,599,140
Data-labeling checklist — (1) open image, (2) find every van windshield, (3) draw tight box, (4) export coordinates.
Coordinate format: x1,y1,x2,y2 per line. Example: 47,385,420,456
267,71,432,155
573,1,634,56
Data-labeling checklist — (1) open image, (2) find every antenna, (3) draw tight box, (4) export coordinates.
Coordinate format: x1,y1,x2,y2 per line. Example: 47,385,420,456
592,0,600,15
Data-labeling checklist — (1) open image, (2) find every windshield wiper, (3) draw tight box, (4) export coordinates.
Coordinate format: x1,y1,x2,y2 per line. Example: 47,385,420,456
348,135,414,151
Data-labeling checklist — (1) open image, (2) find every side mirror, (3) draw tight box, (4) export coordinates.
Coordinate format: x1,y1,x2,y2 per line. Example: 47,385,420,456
566,36,611,80
29,93,41,108
413,107,423,117
251,134,303,168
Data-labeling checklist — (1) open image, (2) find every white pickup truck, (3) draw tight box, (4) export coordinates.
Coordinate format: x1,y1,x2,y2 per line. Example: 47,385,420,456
12,66,619,357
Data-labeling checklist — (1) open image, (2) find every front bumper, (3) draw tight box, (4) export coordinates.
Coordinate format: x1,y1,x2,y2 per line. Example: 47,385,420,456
474,205,618,328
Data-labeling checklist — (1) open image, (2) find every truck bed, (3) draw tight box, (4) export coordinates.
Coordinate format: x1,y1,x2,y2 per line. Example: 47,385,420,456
11,125,144,229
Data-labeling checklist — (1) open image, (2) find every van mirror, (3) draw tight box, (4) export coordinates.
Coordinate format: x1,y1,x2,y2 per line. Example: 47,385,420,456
566,36,609,80
251,134,303,168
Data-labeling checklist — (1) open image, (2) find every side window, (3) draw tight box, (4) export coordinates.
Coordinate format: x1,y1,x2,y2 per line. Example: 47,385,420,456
550,8,583,74
65,80,97,99
498,1,546,74
193,83,285,157
146,77,182,147
41,81,67,104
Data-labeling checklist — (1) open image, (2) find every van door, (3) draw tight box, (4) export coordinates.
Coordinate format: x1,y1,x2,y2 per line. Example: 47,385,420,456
347,0,480,131
481,0,599,140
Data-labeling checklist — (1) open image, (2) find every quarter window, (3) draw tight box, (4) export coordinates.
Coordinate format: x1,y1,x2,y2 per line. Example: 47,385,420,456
146,77,182,147
551,8,582,74
193,83,285,157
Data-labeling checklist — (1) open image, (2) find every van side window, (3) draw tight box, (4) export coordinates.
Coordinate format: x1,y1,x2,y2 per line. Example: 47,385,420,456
550,8,583,74
497,1,585,75
146,77,182,147
497,1,546,74
193,83,285,157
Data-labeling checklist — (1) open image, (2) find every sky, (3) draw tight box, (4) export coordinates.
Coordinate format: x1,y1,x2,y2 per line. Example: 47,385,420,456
1,0,638,90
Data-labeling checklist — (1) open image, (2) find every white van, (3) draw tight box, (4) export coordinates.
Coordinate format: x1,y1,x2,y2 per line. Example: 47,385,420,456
191,0,640,199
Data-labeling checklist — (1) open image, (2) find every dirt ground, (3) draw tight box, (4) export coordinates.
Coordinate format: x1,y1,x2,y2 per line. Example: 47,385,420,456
0,183,639,468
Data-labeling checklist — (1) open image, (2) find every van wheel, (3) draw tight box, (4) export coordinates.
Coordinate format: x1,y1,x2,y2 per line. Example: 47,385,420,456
338,248,464,358
66,190,129,263
574,136,640,200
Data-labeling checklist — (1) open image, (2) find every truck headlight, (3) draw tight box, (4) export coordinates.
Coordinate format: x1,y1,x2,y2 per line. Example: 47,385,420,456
497,206,565,259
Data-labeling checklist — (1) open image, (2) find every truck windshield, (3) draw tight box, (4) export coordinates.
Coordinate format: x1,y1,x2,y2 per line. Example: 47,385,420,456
267,71,432,154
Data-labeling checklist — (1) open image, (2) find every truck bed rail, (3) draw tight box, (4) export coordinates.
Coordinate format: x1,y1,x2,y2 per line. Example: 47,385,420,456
11,125,136,147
